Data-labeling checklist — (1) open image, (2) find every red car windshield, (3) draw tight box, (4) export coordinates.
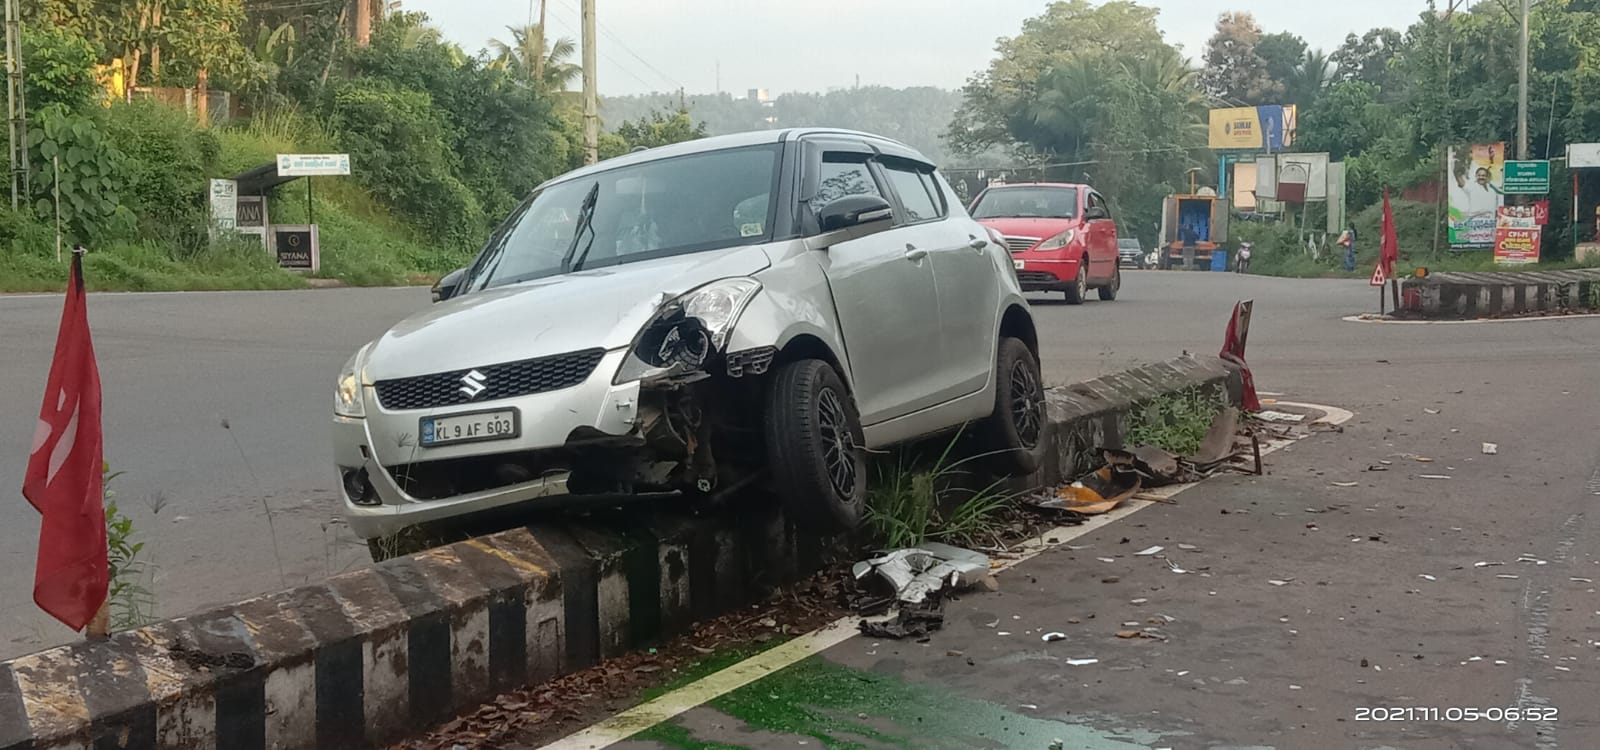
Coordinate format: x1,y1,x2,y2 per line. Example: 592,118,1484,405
971,187,1078,220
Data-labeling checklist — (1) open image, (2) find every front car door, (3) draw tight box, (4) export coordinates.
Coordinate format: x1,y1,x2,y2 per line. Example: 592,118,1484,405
801,138,946,426
877,154,999,399
1085,191,1117,281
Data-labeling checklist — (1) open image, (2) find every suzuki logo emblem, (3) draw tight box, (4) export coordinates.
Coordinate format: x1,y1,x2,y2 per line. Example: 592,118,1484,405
458,369,488,399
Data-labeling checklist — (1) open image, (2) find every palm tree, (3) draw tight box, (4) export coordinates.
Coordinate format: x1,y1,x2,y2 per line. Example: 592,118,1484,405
489,23,581,92
1283,49,1332,108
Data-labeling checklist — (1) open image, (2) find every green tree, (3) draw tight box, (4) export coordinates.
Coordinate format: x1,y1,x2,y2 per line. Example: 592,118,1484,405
163,0,255,124
22,27,102,112
1199,11,1283,105
615,107,708,150
947,0,1168,156
1258,31,1308,91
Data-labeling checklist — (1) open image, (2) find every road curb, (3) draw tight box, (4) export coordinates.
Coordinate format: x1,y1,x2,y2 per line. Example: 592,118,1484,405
0,356,1241,750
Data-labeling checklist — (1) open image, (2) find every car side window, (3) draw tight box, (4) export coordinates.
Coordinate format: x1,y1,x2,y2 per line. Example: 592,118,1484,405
813,154,882,207
1088,192,1111,220
881,160,943,224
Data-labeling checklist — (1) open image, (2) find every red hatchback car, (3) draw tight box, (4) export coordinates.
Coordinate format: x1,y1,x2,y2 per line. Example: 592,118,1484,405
969,183,1121,304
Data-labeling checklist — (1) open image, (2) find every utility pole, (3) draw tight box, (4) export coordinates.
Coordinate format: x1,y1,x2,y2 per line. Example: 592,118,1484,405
581,0,597,164
532,0,546,86
1433,0,1463,258
1516,0,1530,160
4,0,26,209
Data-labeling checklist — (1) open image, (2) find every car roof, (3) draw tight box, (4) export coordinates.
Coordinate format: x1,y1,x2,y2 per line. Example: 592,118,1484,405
982,182,1091,190
545,128,929,189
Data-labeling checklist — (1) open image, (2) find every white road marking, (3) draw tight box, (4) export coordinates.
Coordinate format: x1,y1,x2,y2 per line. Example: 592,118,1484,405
540,402,1353,749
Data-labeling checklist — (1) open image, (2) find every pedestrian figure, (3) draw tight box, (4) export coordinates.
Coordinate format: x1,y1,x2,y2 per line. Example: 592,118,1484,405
1339,223,1357,272
1180,223,1198,270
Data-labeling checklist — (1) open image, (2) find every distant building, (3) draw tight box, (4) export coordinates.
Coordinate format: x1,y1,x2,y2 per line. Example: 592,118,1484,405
745,88,775,107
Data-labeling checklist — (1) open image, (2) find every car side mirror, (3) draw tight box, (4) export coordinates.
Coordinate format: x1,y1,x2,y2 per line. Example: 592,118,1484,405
433,267,467,303
1084,206,1108,221
817,195,894,233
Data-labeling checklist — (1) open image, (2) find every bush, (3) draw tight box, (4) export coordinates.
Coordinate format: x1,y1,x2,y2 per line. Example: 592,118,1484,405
27,105,137,244
100,100,222,249
22,26,100,113
328,80,485,250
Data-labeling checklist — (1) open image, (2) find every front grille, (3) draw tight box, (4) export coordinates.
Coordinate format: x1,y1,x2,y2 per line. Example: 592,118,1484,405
374,348,605,411
1004,236,1040,254
1016,271,1059,285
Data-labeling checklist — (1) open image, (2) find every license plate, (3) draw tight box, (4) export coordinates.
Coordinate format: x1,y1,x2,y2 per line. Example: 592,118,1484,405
421,409,520,447
1013,259,1026,270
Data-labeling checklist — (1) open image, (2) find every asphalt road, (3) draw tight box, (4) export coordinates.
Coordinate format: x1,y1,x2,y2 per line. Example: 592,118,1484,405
4,270,1598,664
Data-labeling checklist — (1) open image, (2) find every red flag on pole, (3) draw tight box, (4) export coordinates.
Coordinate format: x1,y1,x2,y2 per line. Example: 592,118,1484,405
22,252,108,633
1380,187,1400,279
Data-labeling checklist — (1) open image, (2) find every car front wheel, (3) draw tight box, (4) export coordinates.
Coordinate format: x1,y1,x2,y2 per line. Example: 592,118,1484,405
764,359,866,534
1063,264,1088,305
979,337,1049,475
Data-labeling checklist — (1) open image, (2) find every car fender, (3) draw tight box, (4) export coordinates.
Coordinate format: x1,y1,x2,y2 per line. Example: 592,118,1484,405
726,247,856,392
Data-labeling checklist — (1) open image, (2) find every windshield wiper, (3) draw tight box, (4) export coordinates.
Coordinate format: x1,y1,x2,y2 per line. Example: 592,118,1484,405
560,182,601,273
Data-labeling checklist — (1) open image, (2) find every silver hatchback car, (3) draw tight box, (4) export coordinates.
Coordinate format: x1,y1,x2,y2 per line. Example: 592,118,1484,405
333,129,1046,556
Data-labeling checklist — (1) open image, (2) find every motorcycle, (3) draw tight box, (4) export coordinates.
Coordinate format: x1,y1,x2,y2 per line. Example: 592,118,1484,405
1145,250,1161,269
1235,242,1252,274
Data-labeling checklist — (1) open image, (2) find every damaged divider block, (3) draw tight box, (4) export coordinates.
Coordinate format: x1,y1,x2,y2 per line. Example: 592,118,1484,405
0,355,1244,750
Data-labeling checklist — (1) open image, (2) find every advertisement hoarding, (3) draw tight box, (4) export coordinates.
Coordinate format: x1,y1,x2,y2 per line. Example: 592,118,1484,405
1493,205,1541,265
1208,106,1297,151
1448,143,1506,248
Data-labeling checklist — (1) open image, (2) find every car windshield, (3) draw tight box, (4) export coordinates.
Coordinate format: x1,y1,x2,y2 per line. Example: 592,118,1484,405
971,187,1078,219
465,144,781,292
1118,240,1141,249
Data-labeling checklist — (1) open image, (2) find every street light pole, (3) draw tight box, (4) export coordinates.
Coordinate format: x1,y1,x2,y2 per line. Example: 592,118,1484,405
1517,0,1530,160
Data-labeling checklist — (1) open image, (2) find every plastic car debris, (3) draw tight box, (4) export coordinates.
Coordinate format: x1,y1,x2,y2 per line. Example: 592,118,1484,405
851,542,992,605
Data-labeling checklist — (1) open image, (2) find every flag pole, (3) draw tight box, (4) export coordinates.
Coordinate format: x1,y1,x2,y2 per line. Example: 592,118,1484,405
85,602,109,639
73,242,110,641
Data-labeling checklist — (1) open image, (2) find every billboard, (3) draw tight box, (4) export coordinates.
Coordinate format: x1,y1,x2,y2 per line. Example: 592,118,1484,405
1494,206,1541,265
1569,143,1600,169
1208,105,1297,151
1232,162,1257,211
1447,143,1506,248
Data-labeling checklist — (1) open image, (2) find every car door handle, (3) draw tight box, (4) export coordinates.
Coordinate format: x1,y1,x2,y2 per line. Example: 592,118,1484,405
904,245,929,262
968,236,989,252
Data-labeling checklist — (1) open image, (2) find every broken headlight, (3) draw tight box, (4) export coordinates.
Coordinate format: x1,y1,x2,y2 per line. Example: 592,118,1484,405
614,278,762,384
334,346,369,418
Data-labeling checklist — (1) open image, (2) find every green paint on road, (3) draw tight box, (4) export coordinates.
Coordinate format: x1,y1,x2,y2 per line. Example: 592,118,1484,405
632,657,1180,749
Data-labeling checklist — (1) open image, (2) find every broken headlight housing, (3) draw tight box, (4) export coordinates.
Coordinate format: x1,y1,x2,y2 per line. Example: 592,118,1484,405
334,346,369,418
614,278,762,384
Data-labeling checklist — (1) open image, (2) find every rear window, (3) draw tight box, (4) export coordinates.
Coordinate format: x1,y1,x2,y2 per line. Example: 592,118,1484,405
971,187,1078,220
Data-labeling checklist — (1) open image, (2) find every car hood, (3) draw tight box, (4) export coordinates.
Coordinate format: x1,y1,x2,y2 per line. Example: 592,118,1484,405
364,245,774,380
976,217,1078,240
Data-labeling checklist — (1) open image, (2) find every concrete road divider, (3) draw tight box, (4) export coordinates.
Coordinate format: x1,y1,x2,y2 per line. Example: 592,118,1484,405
0,355,1240,750
1401,268,1600,319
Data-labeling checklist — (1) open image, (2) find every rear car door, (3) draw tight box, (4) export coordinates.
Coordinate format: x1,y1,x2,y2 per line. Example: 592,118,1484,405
878,156,998,399
803,138,947,425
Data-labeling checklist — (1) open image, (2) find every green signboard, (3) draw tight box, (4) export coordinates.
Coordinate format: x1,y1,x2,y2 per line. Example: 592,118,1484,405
1503,160,1551,194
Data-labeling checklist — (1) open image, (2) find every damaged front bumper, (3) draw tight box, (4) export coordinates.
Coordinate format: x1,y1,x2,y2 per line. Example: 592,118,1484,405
334,348,647,540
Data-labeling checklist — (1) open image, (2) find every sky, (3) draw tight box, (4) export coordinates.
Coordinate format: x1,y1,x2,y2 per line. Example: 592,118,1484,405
403,0,1430,97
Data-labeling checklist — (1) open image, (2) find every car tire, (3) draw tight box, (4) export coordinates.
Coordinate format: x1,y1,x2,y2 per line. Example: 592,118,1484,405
1063,264,1088,305
764,359,866,534
979,338,1049,476
1099,266,1120,301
